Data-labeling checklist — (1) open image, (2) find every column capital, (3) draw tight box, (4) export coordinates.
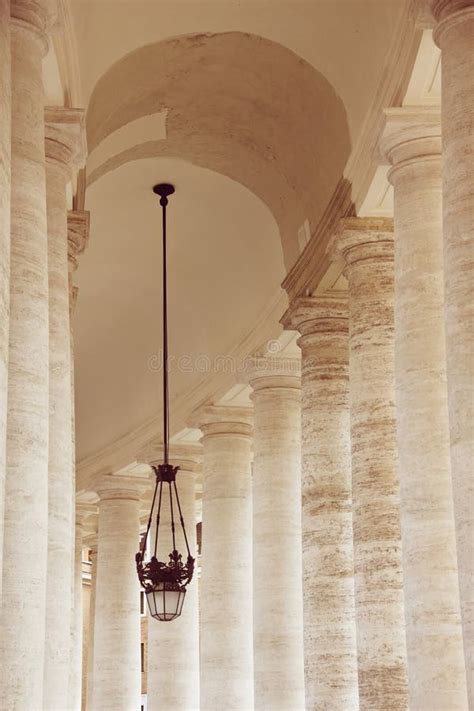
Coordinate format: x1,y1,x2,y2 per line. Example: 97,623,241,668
11,0,57,54
75,502,97,529
92,474,148,502
380,107,441,179
331,216,394,268
44,107,86,174
280,294,348,338
83,534,98,552
137,441,202,474
431,0,474,37
242,356,301,392
188,404,253,439
68,209,90,273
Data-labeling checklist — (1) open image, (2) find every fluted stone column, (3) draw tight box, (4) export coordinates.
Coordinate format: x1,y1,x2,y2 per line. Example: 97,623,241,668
381,107,468,709
143,445,200,711
0,0,11,598
191,405,254,711
431,3,474,700
91,476,143,711
86,544,98,711
335,217,408,709
43,107,85,711
246,358,305,711
281,296,359,710
0,2,56,707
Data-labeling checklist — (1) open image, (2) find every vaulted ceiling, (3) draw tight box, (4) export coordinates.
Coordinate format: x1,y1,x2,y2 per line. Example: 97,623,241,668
67,0,406,474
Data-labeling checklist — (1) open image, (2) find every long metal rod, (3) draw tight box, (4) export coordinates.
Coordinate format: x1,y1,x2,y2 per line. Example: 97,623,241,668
162,198,170,465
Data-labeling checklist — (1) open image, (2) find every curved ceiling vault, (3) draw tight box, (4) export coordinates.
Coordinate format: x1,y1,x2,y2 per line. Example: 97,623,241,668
75,29,352,475
86,31,351,269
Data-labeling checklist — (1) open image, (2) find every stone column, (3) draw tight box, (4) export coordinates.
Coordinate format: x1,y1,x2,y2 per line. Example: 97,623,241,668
0,0,11,598
431,3,474,700
67,209,89,708
90,475,143,711
191,405,254,711
86,544,98,711
381,107,468,709
70,504,95,711
245,358,305,711
0,2,56,707
281,295,359,710
43,107,85,711
143,445,200,711
335,217,408,709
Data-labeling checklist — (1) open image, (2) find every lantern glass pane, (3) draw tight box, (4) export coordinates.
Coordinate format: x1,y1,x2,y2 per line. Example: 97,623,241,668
177,590,185,616
145,585,186,621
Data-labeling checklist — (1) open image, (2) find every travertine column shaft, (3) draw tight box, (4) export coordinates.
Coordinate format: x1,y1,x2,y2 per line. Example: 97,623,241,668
144,446,200,711
432,3,474,700
71,512,85,711
0,2,55,707
381,107,468,709
0,0,11,598
70,505,95,711
85,545,98,711
282,296,359,710
247,360,305,711
192,405,254,711
91,476,142,711
43,108,85,711
336,218,408,709
67,208,90,708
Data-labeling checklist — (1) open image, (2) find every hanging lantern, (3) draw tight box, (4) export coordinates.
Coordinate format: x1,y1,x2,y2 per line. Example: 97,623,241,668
135,184,195,622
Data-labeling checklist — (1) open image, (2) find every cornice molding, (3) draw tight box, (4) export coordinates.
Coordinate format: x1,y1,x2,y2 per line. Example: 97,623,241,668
44,106,86,170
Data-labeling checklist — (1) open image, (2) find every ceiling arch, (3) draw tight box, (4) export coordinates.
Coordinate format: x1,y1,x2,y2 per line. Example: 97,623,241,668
86,31,351,269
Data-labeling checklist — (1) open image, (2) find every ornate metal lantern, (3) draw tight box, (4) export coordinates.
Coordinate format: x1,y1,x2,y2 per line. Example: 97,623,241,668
135,184,195,622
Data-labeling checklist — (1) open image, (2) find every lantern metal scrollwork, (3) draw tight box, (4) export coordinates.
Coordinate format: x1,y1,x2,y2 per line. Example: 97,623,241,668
135,184,195,622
